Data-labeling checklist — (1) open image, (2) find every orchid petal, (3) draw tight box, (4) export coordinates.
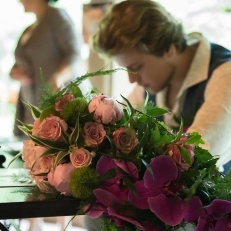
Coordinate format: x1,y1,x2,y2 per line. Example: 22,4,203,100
214,217,231,231
84,203,105,219
205,199,231,219
115,159,139,182
94,188,120,208
128,180,157,209
196,218,209,231
96,155,116,176
183,196,206,222
144,156,179,188
101,184,129,200
148,194,183,226
107,207,145,230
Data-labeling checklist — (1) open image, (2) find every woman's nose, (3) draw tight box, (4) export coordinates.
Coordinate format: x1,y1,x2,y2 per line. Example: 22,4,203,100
128,72,140,83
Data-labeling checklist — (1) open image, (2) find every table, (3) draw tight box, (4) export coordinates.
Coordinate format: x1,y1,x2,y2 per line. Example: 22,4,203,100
0,186,80,219
0,164,80,220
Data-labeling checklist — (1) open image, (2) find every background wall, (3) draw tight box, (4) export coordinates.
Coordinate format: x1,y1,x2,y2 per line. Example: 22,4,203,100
0,0,231,138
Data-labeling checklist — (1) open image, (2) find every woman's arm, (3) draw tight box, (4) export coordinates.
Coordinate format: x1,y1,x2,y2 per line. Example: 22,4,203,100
9,64,32,86
187,61,231,167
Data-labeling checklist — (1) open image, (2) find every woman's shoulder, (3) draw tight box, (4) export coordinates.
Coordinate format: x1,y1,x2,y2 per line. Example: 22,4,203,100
46,6,72,22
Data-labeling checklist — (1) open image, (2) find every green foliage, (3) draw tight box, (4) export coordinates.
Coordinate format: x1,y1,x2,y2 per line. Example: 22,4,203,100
70,167,100,199
61,98,88,123
214,171,231,200
40,105,58,122
39,67,125,110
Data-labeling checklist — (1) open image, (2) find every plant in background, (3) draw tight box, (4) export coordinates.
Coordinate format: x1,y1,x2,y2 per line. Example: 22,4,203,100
9,68,231,231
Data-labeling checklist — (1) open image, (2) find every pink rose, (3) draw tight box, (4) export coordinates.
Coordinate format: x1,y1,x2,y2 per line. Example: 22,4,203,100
22,140,54,180
167,136,195,170
82,122,106,147
113,127,139,154
32,116,68,141
70,147,92,168
47,163,75,196
55,93,74,112
88,95,123,124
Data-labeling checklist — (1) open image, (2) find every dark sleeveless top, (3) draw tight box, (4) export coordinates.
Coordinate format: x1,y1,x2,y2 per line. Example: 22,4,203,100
147,43,231,130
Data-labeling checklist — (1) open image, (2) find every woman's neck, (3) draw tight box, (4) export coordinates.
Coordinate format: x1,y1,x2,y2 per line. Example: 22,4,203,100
172,42,199,88
34,2,49,21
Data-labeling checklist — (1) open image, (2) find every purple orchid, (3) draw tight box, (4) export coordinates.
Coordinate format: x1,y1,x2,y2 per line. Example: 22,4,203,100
85,188,146,230
183,196,231,231
129,155,184,226
96,155,139,199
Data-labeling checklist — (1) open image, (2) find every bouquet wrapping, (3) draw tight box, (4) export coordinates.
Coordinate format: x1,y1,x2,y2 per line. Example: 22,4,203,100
11,69,231,231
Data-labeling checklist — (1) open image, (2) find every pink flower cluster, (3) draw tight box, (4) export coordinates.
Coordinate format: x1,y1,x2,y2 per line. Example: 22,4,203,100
22,93,129,195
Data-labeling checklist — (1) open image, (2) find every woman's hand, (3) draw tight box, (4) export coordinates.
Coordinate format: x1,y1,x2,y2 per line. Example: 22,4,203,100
10,66,32,86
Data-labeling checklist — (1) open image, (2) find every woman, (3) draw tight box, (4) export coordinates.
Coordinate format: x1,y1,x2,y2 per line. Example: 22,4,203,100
10,0,81,138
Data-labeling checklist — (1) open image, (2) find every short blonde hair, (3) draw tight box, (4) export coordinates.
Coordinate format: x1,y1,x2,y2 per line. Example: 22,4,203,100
92,0,187,58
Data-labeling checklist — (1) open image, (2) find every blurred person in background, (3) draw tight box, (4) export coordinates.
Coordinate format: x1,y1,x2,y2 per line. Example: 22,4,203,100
9,0,85,230
82,0,113,96
9,0,82,139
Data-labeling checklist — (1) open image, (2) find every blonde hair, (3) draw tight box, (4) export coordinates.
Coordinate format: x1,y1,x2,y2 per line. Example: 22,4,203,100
92,0,187,58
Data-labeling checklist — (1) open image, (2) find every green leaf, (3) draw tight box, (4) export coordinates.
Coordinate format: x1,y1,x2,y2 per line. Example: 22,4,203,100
150,126,160,143
69,115,80,145
100,168,117,182
32,172,49,177
123,178,137,197
62,130,69,143
24,102,41,119
174,117,183,141
137,124,149,152
184,134,202,145
31,148,58,171
71,85,83,98
7,152,22,168
146,107,168,117
142,90,149,113
54,151,70,169
28,133,69,150
120,94,134,116
141,158,154,179
155,135,175,146
40,105,58,122
178,145,191,165
105,135,117,157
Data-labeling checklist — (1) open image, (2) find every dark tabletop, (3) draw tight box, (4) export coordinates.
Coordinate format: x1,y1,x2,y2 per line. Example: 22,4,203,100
0,142,80,220
0,186,80,219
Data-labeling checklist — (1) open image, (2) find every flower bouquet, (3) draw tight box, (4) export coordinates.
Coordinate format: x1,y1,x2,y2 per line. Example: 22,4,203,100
10,69,231,231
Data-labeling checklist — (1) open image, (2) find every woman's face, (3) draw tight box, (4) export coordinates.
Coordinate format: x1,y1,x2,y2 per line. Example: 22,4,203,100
114,48,176,94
